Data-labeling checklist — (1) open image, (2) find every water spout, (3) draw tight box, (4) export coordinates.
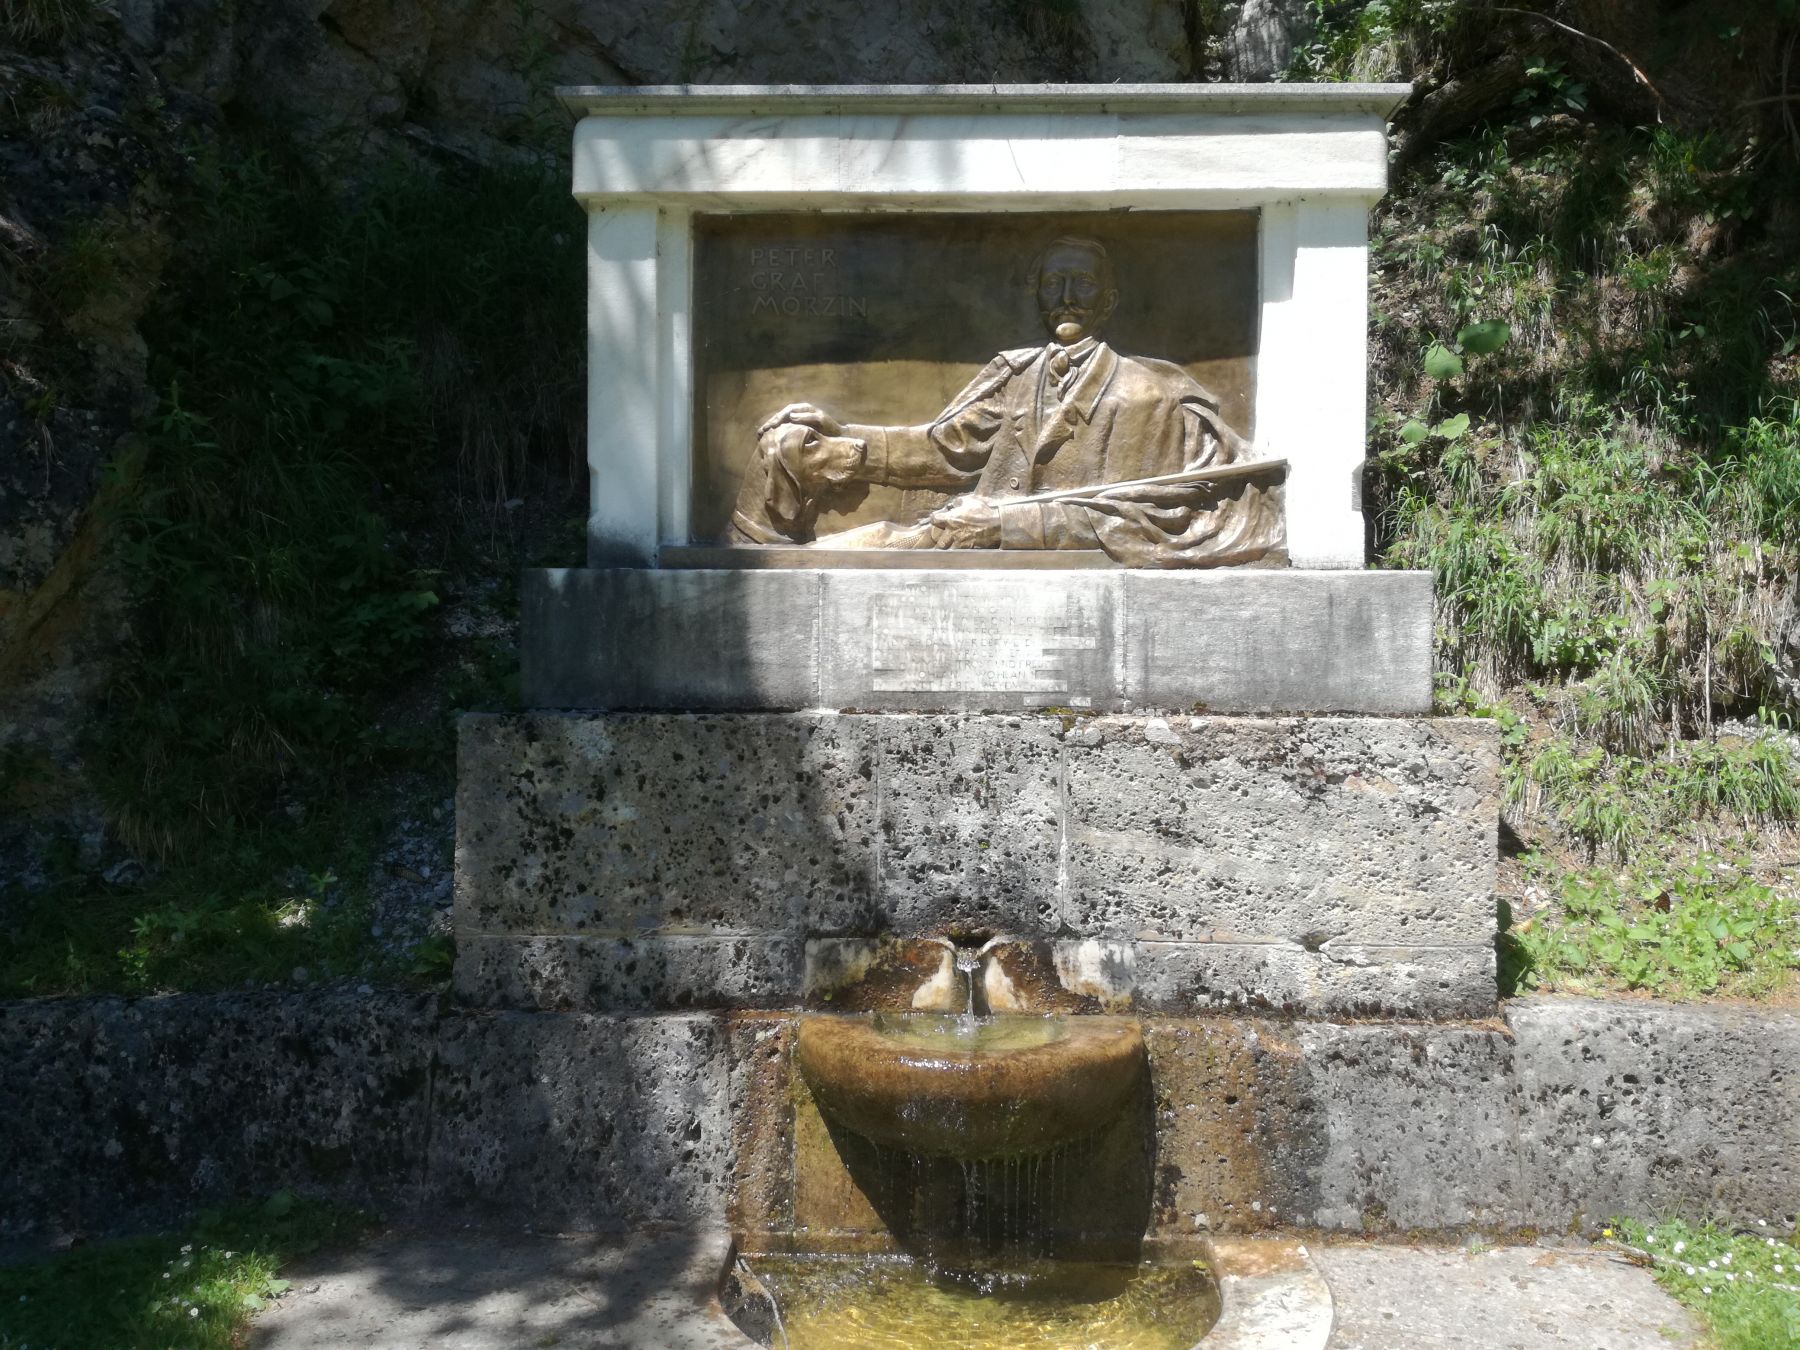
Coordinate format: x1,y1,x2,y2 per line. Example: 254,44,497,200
928,933,1014,1019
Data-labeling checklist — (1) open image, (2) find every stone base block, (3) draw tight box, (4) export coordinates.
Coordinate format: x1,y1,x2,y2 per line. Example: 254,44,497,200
456,711,1499,1018
523,566,1434,714
1134,941,1499,1019
453,934,803,1010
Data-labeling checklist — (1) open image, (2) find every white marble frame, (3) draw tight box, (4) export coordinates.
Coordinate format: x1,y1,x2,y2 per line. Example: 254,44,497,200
563,85,1411,570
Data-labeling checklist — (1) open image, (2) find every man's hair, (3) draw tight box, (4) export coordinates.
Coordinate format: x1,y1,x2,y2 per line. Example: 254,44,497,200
1033,235,1115,292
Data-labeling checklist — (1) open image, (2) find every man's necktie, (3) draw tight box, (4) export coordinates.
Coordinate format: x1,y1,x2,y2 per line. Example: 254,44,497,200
1046,344,1072,398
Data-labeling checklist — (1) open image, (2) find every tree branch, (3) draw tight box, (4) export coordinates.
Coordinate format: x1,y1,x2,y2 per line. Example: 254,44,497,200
1489,5,1665,117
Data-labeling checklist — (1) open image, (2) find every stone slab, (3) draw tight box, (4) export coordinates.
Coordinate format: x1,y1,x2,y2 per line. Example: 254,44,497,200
453,934,804,1010
1509,996,1800,1231
1294,1022,1524,1232
456,712,1498,1014
425,1011,731,1227
455,713,881,939
523,567,820,711
1062,716,1499,948
1135,940,1498,1019
249,1228,751,1350
1313,1244,1701,1349
520,568,1434,715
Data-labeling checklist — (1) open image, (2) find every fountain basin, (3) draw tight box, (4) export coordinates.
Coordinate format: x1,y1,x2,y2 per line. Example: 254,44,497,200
795,1013,1147,1160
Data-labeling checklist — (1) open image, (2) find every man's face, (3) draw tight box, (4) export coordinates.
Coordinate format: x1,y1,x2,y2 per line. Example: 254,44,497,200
1037,243,1116,343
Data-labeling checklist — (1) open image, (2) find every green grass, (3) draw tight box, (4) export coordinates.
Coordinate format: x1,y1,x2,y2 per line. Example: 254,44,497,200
1611,1218,1800,1350
1503,853,1799,999
0,1194,369,1350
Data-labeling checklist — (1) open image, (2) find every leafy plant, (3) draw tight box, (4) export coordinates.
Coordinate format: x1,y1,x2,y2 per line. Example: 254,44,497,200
1611,1219,1800,1350
1507,853,1799,997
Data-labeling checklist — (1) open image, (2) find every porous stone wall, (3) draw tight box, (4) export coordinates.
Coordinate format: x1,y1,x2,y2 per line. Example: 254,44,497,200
6,993,1793,1240
454,711,1500,1018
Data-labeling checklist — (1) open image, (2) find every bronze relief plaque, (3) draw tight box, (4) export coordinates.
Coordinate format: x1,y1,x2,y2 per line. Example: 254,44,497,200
692,212,1281,568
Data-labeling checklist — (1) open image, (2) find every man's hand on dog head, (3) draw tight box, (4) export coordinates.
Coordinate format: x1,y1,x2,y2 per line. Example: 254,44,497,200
758,404,867,487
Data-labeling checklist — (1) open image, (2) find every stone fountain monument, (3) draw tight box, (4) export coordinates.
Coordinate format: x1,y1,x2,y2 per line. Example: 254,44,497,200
454,81,1504,1344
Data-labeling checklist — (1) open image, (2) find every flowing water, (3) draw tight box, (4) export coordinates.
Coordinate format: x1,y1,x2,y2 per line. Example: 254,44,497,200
867,1011,1068,1056
745,1254,1221,1350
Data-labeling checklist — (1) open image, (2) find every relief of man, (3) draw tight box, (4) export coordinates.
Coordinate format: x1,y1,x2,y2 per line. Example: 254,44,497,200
733,235,1282,568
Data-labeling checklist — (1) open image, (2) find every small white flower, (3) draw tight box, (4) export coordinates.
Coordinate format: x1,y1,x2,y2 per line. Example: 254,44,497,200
1673,1241,1687,1254
190,1307,200,1318
1702,1286,1713,1294
1708,1260,1718,1269
1726,1273,1736,1282
1759,1220,1769,1227
1777,1265,1787,1274
181,1244,193,1254
1685,1264,1697,1275
1722,1253,1732,1266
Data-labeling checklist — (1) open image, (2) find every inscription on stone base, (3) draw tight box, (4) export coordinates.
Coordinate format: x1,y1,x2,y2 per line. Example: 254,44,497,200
869,588,1102,698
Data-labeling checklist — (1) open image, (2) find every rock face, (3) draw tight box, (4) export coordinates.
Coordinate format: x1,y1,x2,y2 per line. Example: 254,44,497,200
0,30,183,890
115,0,1209,163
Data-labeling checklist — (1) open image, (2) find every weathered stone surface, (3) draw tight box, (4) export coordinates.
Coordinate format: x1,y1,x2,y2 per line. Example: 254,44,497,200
727,1014,795,1240
1120,569,1433,712
817,570,1124,713
426,1011,731,1226
1063,716,1499,947
456,712,881,938
1312,1244,1702,1350
1509,996,1800,1230
1144,1018,1318,1233
458,712,1498,1016
0,991,435,1238
520,568,1436,716
247,1228,752,1350
453,934,803,1010
1135,940,1498,1019
5,991,1800,1239
874,715,1064,935
1292,1022,1522,1231
523,568,820,711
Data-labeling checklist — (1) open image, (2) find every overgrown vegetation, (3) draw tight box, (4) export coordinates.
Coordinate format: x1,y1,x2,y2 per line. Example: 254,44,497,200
1612,1218,1800,1350
0,137,580,997
0,1193,369,1349
1299,0,1800,999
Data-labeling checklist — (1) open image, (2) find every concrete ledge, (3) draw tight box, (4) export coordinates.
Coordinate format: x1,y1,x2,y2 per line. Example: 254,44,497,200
1134,941,1498,1020
521,567,1434,715
453,934,804,1011
4,993,1797,1240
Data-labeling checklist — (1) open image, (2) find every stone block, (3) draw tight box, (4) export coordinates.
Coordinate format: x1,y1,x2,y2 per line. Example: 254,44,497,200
456,713,881,938
1509,996,1800,1230
453,934,803,1010
1062,716,1498,947
1135,941,1497,1019
523,566,820,709
1294,1022,1522,1231
1120,569,1432,713
874,715,1064,934
0,992,435,1238
728,1013,797,1239
1143,1017,1317,1233
817,570,1124,712
426,1011,731,1226
518,567,1435,715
